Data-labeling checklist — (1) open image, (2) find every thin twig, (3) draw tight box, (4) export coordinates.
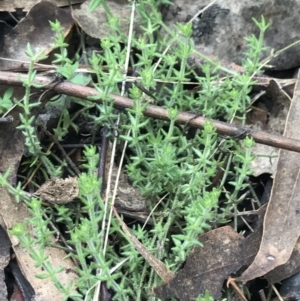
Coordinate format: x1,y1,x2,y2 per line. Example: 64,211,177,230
96,127,109,215
271,284,284,301
93,2,137,301
44,130,80,176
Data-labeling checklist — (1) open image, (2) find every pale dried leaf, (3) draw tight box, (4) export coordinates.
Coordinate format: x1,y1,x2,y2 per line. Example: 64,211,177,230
0,185,78,301
72,0,145,39
250,79,291,176
237,72,300,282
0,1,74,68
266,239,300,283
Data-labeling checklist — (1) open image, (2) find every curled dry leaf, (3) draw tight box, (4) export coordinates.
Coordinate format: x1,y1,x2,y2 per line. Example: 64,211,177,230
34,177,79,204
237,71,300,282
0,0,74,68
249,79,291,177
0,0,84,12
266,239,300,283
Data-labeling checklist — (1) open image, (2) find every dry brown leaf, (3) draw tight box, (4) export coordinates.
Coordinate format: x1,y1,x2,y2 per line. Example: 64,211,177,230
237,71,300,282
72,0,145,39
0,93,75,299
266,239,300,283
0,1,74,68
153,220,264,301
250,79,291,177
0,0,84,12
0,185,78,301
266,80,292,135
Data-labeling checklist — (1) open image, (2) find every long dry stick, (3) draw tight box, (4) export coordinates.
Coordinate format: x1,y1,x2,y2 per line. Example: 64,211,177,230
1,71,300,153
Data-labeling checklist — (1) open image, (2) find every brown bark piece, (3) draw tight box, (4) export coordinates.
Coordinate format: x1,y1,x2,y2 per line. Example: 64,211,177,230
237,70,300,282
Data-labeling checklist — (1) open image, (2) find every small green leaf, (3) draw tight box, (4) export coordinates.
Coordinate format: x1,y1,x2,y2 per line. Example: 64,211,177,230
71,73,91,85
35,273,51,279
